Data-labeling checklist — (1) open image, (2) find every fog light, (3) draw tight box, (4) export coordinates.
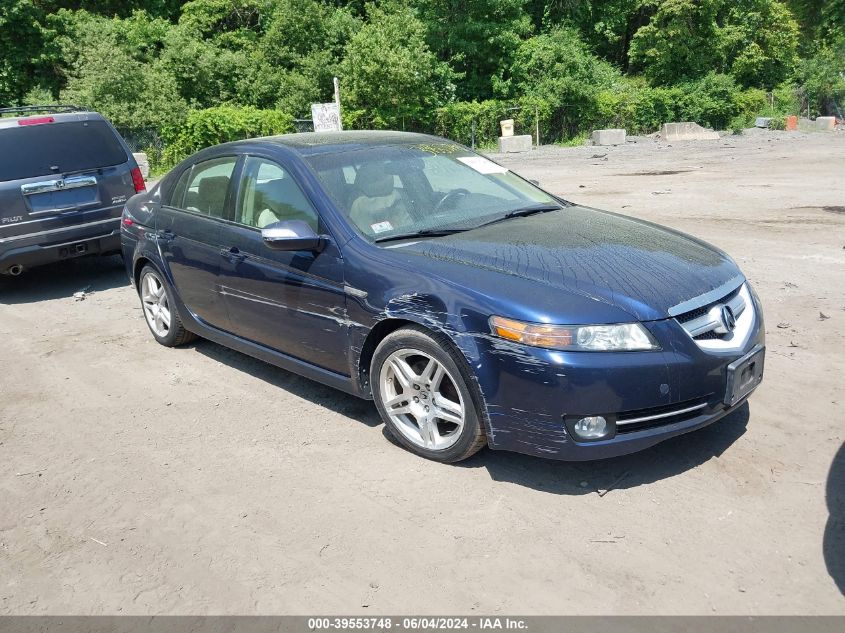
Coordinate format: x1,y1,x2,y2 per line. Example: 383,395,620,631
573,416,609,440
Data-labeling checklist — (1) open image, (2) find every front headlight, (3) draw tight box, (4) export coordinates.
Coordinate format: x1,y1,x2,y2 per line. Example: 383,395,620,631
489,316,660,351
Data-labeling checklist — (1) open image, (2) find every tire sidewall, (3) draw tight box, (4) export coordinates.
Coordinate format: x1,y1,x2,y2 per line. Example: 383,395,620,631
372,326,485,462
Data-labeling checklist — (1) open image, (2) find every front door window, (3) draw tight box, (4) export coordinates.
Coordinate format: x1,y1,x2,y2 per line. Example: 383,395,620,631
236,157,319,231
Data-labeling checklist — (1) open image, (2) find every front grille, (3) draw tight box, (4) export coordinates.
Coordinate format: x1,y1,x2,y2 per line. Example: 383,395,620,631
693,330,721,340
675,284,750,347
615,397,711,434
676,285,741,325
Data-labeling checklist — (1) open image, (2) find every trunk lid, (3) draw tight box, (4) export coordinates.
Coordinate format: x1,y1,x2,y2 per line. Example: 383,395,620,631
0,117,137,238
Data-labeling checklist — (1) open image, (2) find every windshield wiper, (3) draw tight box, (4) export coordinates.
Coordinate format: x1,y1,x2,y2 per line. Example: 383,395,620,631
373,228,469,244
473,203,563,229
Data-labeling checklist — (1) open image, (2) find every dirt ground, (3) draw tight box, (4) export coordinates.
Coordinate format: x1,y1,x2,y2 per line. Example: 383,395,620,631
1,129,843,615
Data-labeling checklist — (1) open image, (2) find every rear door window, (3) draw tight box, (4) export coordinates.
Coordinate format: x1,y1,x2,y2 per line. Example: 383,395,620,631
182,157,237,219
0,120,128,182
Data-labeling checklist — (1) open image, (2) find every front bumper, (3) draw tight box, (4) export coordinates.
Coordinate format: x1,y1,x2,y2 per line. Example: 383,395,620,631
0,217,121,273
469,297,765,461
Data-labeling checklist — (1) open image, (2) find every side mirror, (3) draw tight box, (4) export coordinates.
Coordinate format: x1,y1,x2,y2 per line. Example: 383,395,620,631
261,220,326,252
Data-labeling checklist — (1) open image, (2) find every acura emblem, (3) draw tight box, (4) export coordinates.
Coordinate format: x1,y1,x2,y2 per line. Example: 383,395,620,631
721,305,737,332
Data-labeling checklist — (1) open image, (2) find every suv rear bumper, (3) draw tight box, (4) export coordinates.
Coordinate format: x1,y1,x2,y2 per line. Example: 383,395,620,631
0,217,121,273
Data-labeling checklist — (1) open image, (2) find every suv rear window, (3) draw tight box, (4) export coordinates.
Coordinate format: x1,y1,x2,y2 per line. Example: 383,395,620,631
0,119,128,182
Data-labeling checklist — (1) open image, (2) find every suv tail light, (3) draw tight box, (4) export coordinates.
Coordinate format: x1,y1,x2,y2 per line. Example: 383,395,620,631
130,167,146,193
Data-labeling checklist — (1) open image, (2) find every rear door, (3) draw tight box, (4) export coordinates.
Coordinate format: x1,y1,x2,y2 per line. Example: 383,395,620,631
0,117,137,239
155,156,238,330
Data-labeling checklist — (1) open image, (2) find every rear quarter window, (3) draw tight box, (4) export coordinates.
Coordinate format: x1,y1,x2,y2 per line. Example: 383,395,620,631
0,119,128,182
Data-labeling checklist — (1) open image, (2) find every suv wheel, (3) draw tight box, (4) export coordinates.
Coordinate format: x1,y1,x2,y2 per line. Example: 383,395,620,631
372,326,486,462
139,265,195,347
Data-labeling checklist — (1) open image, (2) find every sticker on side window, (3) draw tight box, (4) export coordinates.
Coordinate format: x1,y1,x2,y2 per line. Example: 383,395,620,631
457,156,509,174
370,221,393,234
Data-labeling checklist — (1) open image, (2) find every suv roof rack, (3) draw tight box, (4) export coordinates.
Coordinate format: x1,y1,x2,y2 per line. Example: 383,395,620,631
0,104,87,117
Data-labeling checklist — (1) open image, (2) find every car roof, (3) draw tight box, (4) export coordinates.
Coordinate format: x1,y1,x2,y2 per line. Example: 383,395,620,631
221,131,455,157
0,109,107,130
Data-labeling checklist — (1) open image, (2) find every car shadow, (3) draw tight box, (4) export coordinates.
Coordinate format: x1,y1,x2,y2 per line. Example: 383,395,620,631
457,402,751,495
192,340,382,428
824,441,845,595
187,338,751,492
0,255,128,304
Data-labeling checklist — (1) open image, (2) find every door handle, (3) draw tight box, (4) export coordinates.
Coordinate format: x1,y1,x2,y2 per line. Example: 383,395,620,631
157,229,174,242
221,247,246,263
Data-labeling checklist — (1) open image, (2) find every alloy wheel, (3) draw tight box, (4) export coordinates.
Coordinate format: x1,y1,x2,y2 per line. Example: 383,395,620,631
378,348,466,451
141,271,171,338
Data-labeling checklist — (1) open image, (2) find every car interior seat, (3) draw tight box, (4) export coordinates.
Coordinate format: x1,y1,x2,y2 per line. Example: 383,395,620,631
195,176,230,217
349,162,414,235
252,177,317,230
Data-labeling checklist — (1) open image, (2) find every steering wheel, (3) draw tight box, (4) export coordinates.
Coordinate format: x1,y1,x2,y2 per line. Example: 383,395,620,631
432,188,470,215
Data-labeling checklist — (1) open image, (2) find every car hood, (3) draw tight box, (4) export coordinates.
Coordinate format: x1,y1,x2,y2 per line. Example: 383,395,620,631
392,205,743,321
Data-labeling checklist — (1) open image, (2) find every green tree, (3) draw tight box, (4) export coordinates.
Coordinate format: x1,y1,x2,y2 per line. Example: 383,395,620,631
629,0,801,88
339,4,457,129
628,0,723,84
417,0,532,100
526,1,655,68
45,9,185,129
238,0,360,115
497,27,623,136
786,0,844,47
0,1,47,104
59,38,187,131
794,37,845,116
720,0,800,88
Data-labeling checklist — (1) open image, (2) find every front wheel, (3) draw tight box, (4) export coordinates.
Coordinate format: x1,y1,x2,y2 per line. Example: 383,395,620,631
371,326,486,462
138,265,195,347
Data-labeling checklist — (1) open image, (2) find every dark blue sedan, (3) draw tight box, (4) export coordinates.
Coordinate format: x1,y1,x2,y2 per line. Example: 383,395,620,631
121,132,765,462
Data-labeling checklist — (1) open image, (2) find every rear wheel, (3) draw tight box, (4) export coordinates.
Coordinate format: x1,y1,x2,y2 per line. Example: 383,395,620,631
372,326,486,462
139,265,195,347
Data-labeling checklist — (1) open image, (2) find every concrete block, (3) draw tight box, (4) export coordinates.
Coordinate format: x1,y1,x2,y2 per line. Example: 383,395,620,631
660,122,720,141
133,152,150,179
755,117,772,128
500,119,515,137
816,116,836,130
591,128,626,145
497,134,532,153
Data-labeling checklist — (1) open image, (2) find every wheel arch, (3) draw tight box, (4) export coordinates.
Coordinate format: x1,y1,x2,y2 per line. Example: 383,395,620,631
357,318,416,396
356,316,492,437
133,256,153,290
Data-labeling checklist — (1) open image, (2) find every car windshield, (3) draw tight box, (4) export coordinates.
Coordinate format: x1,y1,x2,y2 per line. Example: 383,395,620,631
304,142,561,242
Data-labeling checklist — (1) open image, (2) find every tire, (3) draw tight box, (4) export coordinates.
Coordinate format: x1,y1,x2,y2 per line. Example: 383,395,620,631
138,265,196,347
371,325,487,462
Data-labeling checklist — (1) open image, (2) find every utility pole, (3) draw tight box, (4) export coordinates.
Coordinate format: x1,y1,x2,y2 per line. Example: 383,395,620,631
333,77,343,131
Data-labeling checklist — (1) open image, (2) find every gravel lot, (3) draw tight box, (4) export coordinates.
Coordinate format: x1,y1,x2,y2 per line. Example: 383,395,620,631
1,129,843,615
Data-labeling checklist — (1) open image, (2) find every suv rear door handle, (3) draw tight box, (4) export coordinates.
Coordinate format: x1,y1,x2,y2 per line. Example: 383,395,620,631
221,247,246,263
157,229,174,242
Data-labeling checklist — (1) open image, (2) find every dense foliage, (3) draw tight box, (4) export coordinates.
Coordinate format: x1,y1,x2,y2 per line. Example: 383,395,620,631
1,0,842,166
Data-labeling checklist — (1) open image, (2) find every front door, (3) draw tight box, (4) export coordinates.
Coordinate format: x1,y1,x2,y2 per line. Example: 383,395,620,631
155,155,238,330
217,156,348,375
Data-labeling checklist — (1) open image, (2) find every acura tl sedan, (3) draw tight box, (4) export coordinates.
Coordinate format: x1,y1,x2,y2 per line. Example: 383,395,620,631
121,131,764,462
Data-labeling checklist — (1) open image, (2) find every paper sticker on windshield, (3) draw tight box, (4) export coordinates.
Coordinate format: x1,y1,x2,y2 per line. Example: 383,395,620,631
371,221,393,234
457,156,508,174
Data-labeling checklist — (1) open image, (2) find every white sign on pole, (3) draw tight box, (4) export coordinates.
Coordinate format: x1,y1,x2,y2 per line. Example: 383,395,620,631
311,103,341,132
